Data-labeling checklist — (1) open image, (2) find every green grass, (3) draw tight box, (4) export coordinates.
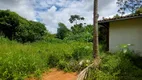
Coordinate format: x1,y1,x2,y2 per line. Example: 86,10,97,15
0,37,93,80
85,51,142,80
1,37,142,80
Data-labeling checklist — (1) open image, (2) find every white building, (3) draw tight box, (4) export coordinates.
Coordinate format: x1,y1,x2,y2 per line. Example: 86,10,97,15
99,14,142,55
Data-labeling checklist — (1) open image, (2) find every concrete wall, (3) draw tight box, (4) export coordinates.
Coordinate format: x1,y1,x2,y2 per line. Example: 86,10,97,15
109,18,142,55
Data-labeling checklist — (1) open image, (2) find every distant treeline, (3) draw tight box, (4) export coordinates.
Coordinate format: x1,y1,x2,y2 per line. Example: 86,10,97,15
0,10,107,45
56,15,107,44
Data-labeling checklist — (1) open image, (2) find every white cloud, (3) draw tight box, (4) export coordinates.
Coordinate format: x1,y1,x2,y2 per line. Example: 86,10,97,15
0,0,118,33
0,0,35,20
38,0,118,33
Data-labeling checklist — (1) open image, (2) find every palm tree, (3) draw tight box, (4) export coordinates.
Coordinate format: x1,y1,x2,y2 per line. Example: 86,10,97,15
93,0,99,58
77,0,100,80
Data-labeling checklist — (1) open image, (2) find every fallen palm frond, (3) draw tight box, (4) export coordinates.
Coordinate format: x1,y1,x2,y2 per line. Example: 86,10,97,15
77,57,101,80
77,63,94,80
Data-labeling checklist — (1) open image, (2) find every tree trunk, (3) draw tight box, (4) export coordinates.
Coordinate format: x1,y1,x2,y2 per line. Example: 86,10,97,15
93,0,99,58
76,1,100,79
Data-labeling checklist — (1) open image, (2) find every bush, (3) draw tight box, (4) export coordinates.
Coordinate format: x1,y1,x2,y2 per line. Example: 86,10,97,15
0,38,47,79
56,23,70,39
0,53,46,80
86,68,118,80
47,53,61,67
86,51,142,80
64,32,93,42
72,46,93,61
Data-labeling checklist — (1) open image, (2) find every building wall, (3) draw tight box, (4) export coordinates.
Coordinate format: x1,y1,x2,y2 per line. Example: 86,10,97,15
109,18,142,55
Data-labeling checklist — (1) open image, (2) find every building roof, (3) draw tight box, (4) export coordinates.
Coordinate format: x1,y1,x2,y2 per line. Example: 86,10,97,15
99,14,142,23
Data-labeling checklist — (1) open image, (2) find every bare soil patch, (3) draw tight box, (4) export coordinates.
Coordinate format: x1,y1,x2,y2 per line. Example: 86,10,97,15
26,68,77,80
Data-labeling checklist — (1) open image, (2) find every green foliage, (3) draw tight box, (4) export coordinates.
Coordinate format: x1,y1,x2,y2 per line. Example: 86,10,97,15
72,46,93,61
86,46,142,80
69,15,85,24
56,22,70,39
55,15,107,46
113,14,120,18
64,24,107,48
0,10,19,40
0,10,46,42
71,24,84,34
64,25,93,42
0,37,47,80
135,8,142,14
0,37,93,79
117,0,142,15
64,32,93,42
86,68,118,80
43,33,64,43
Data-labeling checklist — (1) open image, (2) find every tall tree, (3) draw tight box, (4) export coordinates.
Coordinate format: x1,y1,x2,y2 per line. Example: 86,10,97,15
0,10,46,42
69,15,85,25
71,24,84,34
56,22,69,39
69,15,85,34
117,0,142,15
77,1,100,79
93,0,99,58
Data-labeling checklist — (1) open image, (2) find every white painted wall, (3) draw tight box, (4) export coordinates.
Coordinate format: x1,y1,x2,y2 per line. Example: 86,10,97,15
109,18,142,55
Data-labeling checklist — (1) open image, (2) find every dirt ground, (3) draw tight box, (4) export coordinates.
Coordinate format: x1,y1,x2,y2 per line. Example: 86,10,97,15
26,68,77,80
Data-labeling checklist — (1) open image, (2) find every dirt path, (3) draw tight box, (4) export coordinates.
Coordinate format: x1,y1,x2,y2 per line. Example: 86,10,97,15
26,68,77,80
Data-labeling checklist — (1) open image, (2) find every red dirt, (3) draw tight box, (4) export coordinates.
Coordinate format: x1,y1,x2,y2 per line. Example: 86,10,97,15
26,68,77,80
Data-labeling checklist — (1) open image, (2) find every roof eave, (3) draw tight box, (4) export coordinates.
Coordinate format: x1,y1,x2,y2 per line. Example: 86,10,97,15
98,15,142,24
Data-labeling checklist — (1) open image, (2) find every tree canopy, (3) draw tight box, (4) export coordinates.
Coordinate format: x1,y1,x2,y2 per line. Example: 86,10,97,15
117,0,142,15
69,15,85,25
0,10,46,42
56,22,70,39
135,7,142,14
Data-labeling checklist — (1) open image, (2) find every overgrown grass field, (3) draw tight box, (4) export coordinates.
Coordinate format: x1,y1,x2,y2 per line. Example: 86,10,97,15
0,37,142,80
0,37,93,79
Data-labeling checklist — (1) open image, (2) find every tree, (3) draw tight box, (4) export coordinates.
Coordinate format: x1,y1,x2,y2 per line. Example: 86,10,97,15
56,22,70,39
113,14,120,18
93,0,99,58
135,7,142,14
69,15,85,25
0,10,19,40
0,10,46,42
77,1,100,79
71,23,84,34
69,15,85,35
117,0,142,15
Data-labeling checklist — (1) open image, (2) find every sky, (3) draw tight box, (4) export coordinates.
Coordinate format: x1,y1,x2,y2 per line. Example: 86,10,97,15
0,0,118,33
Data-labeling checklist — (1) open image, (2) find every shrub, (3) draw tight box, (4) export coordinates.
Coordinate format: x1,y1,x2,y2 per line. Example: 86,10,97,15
72,46,93,61
86,51,142,80
0,50,46,79
47,53,61,67
56,23,70,39
86,68,118,80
